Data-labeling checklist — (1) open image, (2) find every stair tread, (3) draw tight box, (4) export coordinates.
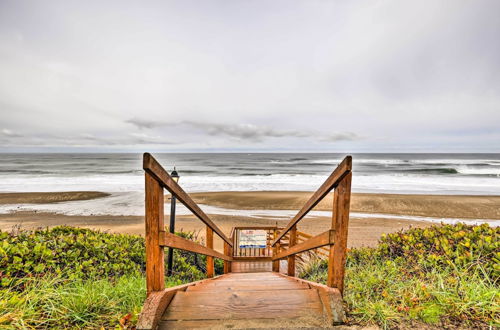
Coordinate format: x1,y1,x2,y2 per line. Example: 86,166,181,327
163,288,324,320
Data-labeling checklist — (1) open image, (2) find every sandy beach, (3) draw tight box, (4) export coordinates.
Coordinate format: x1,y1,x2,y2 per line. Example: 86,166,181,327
1,191,499,251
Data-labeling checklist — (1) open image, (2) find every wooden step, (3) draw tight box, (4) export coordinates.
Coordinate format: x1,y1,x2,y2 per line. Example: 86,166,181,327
163,289,324,321
186,282,310,292
158,316,331,329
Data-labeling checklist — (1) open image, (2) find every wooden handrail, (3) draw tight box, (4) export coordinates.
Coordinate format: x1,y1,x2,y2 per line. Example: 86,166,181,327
143,153,232,246
272,230,334,260
269,156,352,295
272,156,351,246
159,232,232,261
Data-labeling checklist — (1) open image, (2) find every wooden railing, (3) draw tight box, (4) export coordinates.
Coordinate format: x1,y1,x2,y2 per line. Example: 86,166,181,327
271,156,352,294
231,226,285,260
143,153,233,294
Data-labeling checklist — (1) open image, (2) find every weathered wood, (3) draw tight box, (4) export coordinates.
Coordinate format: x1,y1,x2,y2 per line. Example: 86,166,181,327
163,289,322,320
158,318,328,329
186,283,309,291
206,226,214,278
231,261,273,273
145,172,165,294
327,172,352,295
232,256,273,261
296,232,330,257
287,225,297,276
223,242,233,273
276,273,346,325
137,275,225,329
272,229,280,272
137,289,176,330
143,153,232,246
272,230,335,260
159,232,232,261
272,156,352,246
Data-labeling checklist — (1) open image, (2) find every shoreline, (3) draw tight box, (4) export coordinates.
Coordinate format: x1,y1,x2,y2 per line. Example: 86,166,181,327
1,190,498,250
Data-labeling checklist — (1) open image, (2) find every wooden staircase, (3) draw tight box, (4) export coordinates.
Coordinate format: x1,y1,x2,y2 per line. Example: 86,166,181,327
137,153,352,329
158,270,339,329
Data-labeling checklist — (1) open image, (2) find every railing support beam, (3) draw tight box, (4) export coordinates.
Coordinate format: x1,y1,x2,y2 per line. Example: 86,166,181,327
145,173,165,295
272,229,280,272
327,172,352,295
206,226,214,278
223,242,231,273
287,225,297,276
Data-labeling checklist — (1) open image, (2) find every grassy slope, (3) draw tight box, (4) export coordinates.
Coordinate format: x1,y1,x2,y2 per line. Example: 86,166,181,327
300,223,499,328
1,224,498,328
0,226,222,328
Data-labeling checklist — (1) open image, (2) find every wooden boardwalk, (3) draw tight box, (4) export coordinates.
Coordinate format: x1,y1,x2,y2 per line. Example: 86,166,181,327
158,270,334,329
137,154,352,329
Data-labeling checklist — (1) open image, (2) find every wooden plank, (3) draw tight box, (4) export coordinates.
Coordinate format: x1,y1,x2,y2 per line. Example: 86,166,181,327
143,153,232,246
327,172,352,295
276,273,346,325
137,275,225,329
287,225,297,276
206,226,214,278
159,232,232,261
163,290,323,320
192,278,300,286
232,256,273,261
272,230,334,260
186,282,310,291
137,289,174,330
272,156,351,246
168,289,320,308
158,317,330,330
145,172,165,294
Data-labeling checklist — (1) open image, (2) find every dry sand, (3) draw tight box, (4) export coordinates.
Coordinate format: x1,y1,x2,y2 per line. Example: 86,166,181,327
190,191,500,219
1,191,499,251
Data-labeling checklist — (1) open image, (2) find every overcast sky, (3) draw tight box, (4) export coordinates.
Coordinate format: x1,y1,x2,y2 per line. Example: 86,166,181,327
1,0,499,152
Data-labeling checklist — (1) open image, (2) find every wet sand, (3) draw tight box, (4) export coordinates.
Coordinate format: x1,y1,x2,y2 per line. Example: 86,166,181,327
0,191,110,204
1,190,498,251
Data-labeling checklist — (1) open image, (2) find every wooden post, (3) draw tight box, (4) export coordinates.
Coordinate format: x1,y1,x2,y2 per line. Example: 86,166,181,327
206,226,214,278
145,172,165,295
287,225,297,276
327,172,352,295
223,242,231,274
272,229,281,272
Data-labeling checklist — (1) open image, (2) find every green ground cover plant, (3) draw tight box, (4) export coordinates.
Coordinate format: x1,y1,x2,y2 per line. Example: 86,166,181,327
300,223,500,328
0,226,222,328
1,224,497,328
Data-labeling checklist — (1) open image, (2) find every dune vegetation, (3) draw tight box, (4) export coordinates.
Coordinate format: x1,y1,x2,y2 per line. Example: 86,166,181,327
0,226,221,328
300,223,499,328
0,224,498,328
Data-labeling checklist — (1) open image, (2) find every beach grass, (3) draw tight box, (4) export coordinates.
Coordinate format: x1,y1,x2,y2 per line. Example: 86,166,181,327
300,223,500,328
1,224,498,328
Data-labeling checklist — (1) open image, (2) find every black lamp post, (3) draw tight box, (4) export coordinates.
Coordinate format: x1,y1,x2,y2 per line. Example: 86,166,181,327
167,167,179,276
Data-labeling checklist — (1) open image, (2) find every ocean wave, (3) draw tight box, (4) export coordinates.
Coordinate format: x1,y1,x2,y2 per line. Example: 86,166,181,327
398,168,459,175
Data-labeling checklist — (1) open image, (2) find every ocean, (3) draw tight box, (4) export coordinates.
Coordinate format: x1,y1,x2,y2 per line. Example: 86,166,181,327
1,153,499,195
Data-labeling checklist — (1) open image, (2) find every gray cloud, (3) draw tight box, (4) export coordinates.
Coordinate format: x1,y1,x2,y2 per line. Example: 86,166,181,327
125,118,164,130
126,118,358,143
1,1,499,152
320,132,360,142
1,128,23,137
